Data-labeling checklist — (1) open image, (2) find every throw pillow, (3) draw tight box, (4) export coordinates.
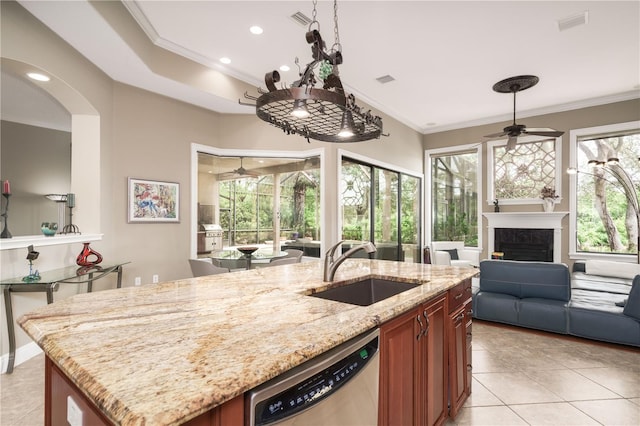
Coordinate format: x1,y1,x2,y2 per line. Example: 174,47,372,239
623,276,640,320
585,260,640,280
443,248,459,260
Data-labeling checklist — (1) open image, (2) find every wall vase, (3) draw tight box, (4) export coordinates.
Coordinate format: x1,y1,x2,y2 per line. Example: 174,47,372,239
76,242,103,266
543,198,556,212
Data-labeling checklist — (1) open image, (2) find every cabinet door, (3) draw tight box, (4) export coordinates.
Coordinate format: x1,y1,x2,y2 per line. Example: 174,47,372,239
465,300,473,397
379,307,421,426
448,304,467,419
422,295,448,426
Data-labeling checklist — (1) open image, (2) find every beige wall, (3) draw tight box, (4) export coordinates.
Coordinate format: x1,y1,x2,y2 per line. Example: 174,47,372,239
424,99,640,263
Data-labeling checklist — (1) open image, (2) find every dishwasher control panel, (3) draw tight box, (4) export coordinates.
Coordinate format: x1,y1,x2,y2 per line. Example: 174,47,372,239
251,333,379,425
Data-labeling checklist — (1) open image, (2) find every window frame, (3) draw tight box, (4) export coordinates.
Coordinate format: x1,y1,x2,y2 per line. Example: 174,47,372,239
425,143,483,250
569,120,640,261
487,135,563,206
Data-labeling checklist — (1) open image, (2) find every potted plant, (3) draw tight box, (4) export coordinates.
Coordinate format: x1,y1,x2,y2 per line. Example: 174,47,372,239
540,186,559,212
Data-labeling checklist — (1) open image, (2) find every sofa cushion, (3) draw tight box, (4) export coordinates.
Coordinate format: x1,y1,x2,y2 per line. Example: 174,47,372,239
518,298,568,333
585,260,640,280
473,292,518,324
568,289,626,314
568,306,640,347
623,276,640,320
572,272,633,295
479,260,571,301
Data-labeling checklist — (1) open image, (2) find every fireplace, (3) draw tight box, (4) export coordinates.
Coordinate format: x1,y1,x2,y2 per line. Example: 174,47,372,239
483,212,568,263
495,228,554,262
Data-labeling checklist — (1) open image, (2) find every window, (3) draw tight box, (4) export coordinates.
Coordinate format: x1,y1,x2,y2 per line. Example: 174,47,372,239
427,145,481,247
569,122,640,259
340,155,422,263
488,136,561,204
195,149,322,256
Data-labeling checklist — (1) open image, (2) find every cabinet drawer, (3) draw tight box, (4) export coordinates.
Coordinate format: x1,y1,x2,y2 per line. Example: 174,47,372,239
448,279,471,313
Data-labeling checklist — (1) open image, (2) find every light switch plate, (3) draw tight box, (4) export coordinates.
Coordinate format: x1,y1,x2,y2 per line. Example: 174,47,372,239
67,395,83,426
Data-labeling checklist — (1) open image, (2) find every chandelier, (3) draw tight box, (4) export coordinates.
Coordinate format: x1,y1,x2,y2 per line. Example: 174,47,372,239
241,0,385,143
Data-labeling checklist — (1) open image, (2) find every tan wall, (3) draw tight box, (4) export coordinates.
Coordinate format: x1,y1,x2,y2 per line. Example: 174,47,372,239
423,99,640,263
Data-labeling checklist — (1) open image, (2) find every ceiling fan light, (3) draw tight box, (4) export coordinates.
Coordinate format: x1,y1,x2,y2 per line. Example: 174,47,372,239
290,99,310,119
338,110,356,138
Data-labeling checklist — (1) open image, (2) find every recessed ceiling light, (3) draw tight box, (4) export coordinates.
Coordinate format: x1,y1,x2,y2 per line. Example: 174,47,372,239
26,72,50,82
220,57,231,65
279,65,290,72
249,26,263,35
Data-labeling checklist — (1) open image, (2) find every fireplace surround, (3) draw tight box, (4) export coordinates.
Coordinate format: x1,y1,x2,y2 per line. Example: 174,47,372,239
483,212,568,263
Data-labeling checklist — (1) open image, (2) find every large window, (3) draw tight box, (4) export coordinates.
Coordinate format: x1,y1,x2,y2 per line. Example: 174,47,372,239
488,136,561,205
427,146,480,247
341,157,422,263
570,122,639,259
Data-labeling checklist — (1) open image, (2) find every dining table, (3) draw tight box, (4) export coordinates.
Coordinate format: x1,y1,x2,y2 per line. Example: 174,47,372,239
209,247,288,270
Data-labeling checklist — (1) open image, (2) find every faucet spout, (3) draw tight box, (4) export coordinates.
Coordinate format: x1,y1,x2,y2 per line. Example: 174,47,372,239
323,241,377,282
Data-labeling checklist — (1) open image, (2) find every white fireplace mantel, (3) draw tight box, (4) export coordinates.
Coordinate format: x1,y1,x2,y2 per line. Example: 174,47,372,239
483,212,569,263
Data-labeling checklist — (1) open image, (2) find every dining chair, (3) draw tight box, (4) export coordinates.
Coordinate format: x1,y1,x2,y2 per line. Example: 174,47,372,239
277,249,304,262
265,257,300,267
188,259,230,277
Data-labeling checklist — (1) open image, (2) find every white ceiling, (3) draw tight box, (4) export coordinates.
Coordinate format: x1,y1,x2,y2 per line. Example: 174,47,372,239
11,1,640,135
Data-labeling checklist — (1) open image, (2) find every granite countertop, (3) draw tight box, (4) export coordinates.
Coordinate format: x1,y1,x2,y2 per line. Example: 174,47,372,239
18,259,478,425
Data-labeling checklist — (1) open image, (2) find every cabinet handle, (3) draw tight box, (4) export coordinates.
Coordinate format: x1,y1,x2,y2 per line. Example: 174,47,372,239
416,314,424,340
455,313,465,322
467,309,473,316
422,310,430,336
454,293,463,300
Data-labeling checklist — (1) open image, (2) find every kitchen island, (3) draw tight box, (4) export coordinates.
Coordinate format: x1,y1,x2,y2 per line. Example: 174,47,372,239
18,259,477,425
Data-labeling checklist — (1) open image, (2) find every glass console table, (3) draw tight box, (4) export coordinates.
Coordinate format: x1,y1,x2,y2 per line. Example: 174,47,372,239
1,262,129,374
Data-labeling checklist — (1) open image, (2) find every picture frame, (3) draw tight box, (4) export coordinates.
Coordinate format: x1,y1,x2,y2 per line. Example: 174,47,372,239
128,178,179,223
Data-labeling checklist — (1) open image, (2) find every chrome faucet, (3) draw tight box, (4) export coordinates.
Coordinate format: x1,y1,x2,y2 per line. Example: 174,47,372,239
323,240,377,281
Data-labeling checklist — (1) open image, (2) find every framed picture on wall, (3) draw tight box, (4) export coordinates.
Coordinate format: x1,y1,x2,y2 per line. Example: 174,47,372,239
128,178,179,223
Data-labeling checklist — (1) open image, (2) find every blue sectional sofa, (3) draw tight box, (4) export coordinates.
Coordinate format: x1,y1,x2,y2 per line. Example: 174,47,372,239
472,259,640,347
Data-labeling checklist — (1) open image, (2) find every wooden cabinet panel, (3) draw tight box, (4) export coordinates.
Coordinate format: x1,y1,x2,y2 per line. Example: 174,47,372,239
422,295,448,426
379,294,448,426
448,282,472,420
379,307,420,425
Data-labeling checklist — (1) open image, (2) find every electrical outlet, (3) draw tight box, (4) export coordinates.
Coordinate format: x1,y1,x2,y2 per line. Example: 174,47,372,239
152,274,159,283
134,277,141,286
67,396,83,426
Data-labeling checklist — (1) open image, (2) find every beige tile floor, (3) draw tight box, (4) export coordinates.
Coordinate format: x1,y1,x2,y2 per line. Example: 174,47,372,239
1,321,638,425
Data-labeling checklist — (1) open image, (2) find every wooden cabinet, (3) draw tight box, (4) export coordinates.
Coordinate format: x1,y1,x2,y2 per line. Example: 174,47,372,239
45,357,243,426
379,294,447,426
447,279,473,419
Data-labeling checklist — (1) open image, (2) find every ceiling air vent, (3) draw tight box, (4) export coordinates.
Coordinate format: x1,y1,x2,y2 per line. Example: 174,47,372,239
557,10,589,32
290,11,312,27
376,75,395,84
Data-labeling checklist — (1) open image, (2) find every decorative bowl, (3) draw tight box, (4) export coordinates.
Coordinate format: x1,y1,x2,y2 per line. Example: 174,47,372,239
237,246,259,256
41,222,58,237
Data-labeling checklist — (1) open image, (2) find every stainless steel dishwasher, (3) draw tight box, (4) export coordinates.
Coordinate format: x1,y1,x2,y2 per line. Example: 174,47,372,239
246,329,379,425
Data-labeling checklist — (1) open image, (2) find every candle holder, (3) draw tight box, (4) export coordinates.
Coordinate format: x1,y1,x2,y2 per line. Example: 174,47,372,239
1,193,12,239
61,194,81,234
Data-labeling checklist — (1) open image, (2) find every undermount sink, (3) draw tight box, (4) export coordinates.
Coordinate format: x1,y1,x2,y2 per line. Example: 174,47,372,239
310,278,421,306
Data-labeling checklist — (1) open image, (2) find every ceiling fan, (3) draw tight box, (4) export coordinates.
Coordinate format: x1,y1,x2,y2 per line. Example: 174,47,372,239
484,75,564,152
232,157,260,178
